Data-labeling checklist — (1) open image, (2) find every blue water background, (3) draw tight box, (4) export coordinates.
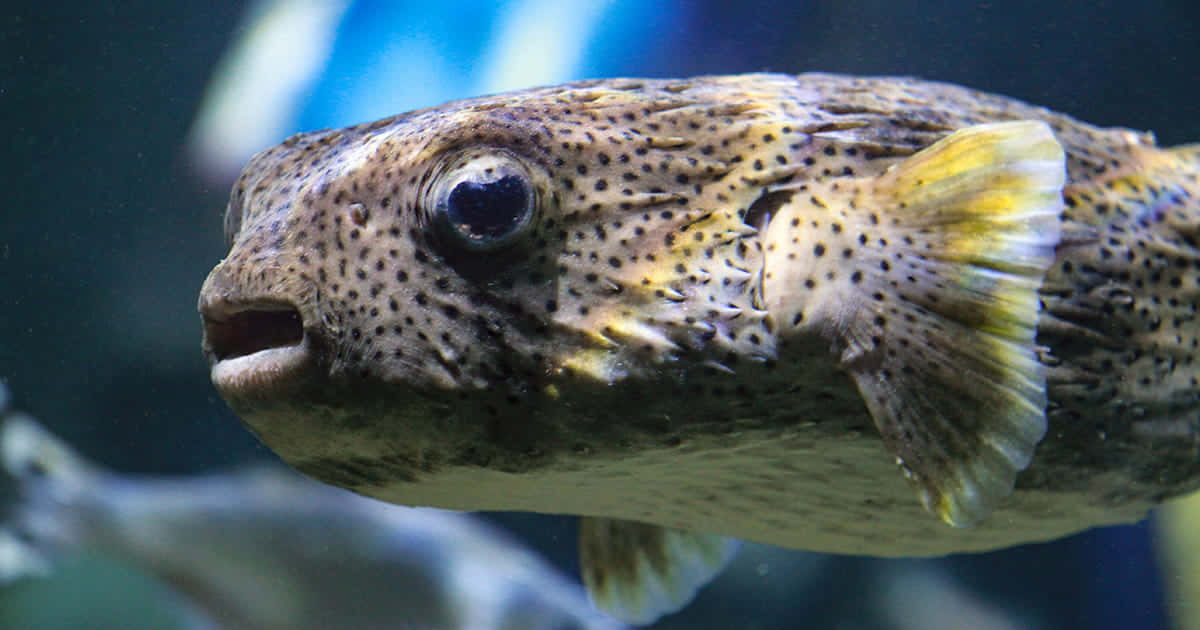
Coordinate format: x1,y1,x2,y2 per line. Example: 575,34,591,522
3,1,1199,628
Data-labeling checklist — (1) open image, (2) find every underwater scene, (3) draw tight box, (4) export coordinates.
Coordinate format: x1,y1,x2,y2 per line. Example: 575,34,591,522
4,1,1200,628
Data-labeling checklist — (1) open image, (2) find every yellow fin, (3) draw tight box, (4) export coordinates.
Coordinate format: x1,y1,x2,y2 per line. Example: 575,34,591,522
579,517,738,625
845,121,1065,526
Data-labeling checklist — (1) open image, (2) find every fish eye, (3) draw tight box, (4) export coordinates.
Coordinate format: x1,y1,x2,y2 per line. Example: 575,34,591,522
429,152,536,252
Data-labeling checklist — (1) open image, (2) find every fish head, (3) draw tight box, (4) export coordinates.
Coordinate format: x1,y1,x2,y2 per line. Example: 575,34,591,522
198,80,787,483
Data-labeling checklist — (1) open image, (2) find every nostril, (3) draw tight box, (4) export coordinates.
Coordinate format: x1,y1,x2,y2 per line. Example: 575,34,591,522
204,306,304,361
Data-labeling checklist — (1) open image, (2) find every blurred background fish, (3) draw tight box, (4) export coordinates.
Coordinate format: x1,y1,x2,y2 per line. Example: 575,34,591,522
0,382,627,630
2,0,1198,628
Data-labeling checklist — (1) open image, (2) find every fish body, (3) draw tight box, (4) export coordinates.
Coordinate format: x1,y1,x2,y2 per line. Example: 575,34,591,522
199,74,1200,622
0,389,626,630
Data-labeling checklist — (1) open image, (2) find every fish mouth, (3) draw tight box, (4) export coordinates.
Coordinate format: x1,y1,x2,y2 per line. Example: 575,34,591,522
201,300,312,397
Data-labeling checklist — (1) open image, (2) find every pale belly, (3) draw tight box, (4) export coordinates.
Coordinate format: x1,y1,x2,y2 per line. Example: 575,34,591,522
356,424,1151,557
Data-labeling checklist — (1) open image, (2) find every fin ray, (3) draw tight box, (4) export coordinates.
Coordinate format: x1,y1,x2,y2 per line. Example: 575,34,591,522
843,121,1065,526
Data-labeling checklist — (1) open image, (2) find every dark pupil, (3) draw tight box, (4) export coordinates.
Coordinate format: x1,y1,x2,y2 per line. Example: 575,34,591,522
446,174,529,242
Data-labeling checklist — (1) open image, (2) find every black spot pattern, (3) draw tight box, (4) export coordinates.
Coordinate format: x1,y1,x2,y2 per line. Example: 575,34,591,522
202,74,1200,555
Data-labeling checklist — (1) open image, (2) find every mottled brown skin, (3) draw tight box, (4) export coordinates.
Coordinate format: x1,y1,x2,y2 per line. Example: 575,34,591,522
200,74,1200,555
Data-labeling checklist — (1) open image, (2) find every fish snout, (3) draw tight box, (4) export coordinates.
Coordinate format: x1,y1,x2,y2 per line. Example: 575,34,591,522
198,265,318,400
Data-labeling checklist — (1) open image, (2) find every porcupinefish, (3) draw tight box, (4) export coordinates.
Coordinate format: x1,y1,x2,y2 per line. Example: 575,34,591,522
0,386,626,630
198,73,1200,624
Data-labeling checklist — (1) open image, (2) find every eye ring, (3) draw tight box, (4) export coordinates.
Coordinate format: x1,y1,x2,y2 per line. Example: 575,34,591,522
427,150,537,252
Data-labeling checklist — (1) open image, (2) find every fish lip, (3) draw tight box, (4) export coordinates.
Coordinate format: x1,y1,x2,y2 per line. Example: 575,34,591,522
200,298,315,398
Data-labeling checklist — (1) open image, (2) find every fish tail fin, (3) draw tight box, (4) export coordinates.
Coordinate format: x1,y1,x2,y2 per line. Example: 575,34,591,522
765,121,1065,527
578,517,739,625
1,394,103,568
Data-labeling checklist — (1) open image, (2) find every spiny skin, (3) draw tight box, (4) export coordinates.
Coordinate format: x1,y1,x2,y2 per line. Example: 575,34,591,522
200,74,1200,555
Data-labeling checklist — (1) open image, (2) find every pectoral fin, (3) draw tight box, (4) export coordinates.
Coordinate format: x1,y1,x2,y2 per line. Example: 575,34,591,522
579,517,739,625
842,121,1066,526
